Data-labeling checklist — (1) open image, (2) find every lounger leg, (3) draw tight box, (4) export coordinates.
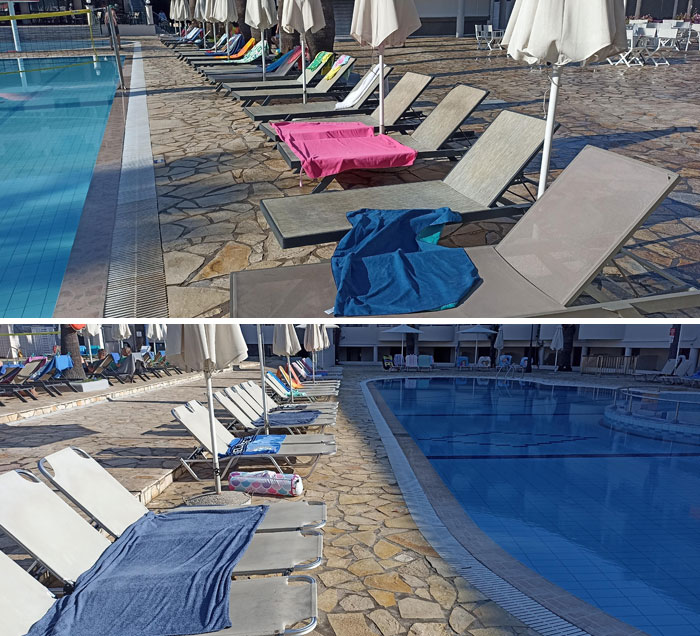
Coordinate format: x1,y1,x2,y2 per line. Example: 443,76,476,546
180,457,203,481
312,175,336,194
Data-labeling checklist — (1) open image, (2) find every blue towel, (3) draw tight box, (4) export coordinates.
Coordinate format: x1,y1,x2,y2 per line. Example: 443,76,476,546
332,207,481,316
26,507,267,636
266,47,295,71
254,410,321,428
221,434,286,457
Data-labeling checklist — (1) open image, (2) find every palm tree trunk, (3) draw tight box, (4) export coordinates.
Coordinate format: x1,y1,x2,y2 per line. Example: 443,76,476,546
60,325,87,380
304,0,335,60
235,0,252,41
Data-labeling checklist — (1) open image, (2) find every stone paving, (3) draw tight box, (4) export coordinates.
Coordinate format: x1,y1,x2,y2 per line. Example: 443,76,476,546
0,362,666,636
139,36,700,317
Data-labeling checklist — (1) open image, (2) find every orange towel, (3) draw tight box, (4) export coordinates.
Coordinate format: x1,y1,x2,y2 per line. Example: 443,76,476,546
209,37,256,61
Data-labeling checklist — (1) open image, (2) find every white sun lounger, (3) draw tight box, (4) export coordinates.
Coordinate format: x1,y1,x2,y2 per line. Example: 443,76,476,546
0,550,317,636
240,381,339,413
215,387,336,432
186,399,335,444
0,470,323,584
172,404,336,478
0,550,56,636
38,447,327,537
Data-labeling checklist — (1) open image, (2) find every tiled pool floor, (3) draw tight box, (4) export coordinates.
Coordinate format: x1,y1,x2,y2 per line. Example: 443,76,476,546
0,56,119,316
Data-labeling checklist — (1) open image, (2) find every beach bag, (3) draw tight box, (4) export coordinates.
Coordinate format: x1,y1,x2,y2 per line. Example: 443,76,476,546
228,470,303,497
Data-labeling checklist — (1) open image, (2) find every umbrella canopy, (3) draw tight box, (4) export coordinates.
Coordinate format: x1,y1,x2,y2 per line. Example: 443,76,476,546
281,0,325,103
165,324,248,493
503,0,626,198
246,0,276,30
85,324,102,338
146,324,165,342
194,0,206,21
114,324,132,340
350,0,421,133
302,324,328,382
550,324,564,369
213,0,236,22
172,0,191,22
321,326,331,350
245,0,276,78
272,323,301,357
382,324,422,360
204,0,217,22
494,326,505,352
459,325,497,367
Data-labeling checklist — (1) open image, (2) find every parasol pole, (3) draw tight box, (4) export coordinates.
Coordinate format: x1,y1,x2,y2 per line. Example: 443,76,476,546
256,324,270,435
538,65,562,199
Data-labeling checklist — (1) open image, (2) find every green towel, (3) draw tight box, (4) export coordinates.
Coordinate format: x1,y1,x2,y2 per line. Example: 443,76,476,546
235,40,269,64
307,50,333,71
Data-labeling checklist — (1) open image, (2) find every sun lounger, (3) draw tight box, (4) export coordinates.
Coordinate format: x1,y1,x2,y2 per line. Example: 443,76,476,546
230,146,691,318
635,357,678,381
186,399,335,444
173,403,335,478
202,46,302,83
209,48,327,85
256,109,547,248
0,550,57,636
229,384,338,419
214,389,335,432
418,355,433,371
0,546,317,636
291,361,341,386
273,84,490,192
278,367,338,396
231,56,361,106
660,358,692,384
217,387,336,431
38,447,327,536
0,469,323,584
240,381,339,414
178,31,231,59
259,72,434,141
191,39,270,68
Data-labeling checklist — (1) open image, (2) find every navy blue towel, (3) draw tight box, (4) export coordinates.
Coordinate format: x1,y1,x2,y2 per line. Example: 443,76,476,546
221,434,286,457
26,507,267,636
332,208,480,316
254,410,321,428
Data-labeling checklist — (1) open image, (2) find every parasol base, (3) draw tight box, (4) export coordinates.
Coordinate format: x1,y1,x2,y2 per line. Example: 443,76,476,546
185,490,251,507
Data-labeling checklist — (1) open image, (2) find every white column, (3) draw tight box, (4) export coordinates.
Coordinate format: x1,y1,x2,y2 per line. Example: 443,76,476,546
373,346,379,363
456,0,465,37
689,347,699,372
145,0,154,25
624,347,632,357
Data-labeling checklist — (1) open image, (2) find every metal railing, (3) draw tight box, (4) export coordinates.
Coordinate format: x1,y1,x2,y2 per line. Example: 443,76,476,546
612,388,700,428
581,355,638,376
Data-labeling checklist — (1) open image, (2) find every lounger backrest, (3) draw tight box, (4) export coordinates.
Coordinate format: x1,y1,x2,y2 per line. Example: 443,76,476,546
335,63,392,109
495,145,679,307
295,51,331,84
172,402,234,454
0,470,110,584
371,72,432,126
243,380,270,408
658,358,677,375
266,372,291,397
10,359,42,384
38,447,148,538
313,56,356,93
0,550,56,636
227,386,264,418
443,110,547,206
410,84,489,152
213,390,255,430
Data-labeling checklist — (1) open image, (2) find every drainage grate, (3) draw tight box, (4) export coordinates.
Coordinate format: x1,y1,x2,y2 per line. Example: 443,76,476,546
104,42,168,317
361,380,594,636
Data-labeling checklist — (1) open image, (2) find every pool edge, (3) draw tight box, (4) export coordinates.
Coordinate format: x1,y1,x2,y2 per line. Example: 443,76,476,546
362,376,648,636
53,50,133,317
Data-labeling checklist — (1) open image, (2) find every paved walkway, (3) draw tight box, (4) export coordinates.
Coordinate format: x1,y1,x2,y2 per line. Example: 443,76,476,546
1,364,660,636
139,37,700,317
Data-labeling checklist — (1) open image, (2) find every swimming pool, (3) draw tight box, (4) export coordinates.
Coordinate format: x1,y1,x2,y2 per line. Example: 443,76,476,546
0,56,120,316
375,377,700,636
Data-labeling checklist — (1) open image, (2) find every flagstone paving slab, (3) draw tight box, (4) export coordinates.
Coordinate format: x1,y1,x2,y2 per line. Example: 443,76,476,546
139,37,700,317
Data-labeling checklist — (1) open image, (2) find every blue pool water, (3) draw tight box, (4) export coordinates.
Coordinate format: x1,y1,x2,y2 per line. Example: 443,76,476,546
0,56,120,316
376,377,700,636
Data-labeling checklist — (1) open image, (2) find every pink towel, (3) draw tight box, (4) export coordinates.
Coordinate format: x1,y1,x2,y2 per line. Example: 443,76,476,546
284,134,418,180
272,121,375,143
